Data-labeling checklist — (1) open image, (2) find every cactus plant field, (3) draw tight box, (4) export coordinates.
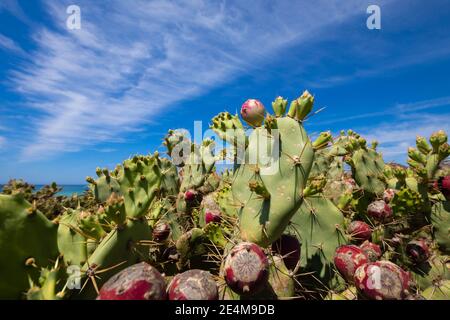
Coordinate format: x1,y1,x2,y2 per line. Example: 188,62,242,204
1,91,449,300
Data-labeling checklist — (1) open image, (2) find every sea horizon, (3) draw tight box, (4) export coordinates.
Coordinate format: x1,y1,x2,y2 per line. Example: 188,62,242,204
0,184,88,196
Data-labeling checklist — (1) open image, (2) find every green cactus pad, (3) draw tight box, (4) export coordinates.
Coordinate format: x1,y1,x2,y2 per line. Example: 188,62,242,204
0,194,58,299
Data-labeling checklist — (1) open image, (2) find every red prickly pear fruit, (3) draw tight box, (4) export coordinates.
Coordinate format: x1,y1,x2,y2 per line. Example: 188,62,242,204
354,261,410,300
223,242,269,295
97,262,166,300
205,211,221,224
360,240,382,262
271,234,301,270
367,200,393,222
184,189,197,202
438,175,450,200
240,99,265,127
383,188,396,203
152,222,171,242
347,221,372,242
344,178,356,189
167,269,218,300
406,239,430,263
334,245,368,282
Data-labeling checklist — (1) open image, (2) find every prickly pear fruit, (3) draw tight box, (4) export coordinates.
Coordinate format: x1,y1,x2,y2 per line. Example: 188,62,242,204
360,241,382,262
334,245,368,282
97,262,166,300
167,269,218,300
383,188,396,203
152,222,171,242
184,189,198,203
205,211,221,224
223,242,269,295
271,234,301,270
438,176,450,200
240,99,265,127
406,239,430,263
367,200,393,222
354,261,410,300
347,221,372,242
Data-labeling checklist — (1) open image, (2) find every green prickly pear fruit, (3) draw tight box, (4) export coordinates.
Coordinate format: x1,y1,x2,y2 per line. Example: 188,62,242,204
240,99,266,127
271,96,287,117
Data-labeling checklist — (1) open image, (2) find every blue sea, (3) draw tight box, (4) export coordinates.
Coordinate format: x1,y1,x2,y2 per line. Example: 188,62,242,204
1,184,88,196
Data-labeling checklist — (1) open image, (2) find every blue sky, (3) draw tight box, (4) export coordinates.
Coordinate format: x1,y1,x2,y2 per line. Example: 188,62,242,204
0,0,450,184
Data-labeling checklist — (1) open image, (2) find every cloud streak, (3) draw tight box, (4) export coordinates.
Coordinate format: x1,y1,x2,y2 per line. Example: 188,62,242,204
6,0,393,160
0,33,27,56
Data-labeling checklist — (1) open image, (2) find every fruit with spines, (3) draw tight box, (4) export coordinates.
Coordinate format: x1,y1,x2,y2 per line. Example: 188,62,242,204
354,261,410,300
240,99,265,127
360,241,382,262
223,242,269,295
167,269,218,300
334,245,368,282
97,262,166,300
347,221,372,242
367,200,392,222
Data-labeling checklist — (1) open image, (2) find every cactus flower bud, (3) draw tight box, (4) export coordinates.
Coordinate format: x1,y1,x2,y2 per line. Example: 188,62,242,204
408,147,426,165
271,96,288,117
416,135,431,154
240,99,265,127
312,131,332,150
288,90,314,121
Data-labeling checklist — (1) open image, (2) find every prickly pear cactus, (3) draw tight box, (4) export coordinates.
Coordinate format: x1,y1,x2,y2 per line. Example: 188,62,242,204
431,201,450,254
288,196,347,284
0,194,59,299
233,100,315,246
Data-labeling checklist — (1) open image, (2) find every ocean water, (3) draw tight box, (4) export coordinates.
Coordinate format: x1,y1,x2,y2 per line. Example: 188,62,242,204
37,185,89,196
1,184,88,196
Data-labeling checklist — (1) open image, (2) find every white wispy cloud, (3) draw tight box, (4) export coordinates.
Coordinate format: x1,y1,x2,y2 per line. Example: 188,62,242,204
0,136,6,149
315,96,450,126
9,0,389,160
0,33,27,56
358,112,450,162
